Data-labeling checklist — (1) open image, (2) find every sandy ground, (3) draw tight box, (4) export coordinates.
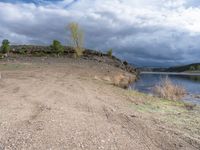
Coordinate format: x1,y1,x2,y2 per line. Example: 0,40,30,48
0,58,199,150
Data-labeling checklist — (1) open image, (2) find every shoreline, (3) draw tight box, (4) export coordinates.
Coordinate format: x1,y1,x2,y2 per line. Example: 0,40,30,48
183,94,200,105
134,71,200,105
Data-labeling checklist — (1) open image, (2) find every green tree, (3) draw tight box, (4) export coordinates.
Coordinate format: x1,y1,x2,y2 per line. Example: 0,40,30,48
1,39,10,54
50,40,64,55
197,65,200,71
68,22,84,57
189,66,195,71
107,48,113,57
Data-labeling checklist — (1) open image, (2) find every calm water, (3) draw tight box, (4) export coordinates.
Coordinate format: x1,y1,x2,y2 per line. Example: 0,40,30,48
130,73,200,104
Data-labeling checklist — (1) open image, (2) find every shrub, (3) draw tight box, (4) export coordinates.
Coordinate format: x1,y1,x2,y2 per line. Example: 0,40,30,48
113,74,134,89
189,66,195,71
36,52,46,57
184,103,196,110
50,40,64,55
154,77,186,101
196,65,200,71
123,61,128,66
1,39,10,54
107,49,113,57
19,47,28,55
68,22,84,58
0,53,4,59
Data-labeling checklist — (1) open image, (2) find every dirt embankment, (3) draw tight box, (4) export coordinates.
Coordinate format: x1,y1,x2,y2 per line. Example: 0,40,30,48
9,45,138,75
0,58,199,150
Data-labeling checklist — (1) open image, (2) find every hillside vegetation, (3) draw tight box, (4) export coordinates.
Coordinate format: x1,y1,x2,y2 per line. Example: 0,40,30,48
165,63,200,72
139,63,200,73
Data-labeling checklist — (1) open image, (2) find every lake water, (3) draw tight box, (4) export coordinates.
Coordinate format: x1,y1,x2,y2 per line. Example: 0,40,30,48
130,73,200,104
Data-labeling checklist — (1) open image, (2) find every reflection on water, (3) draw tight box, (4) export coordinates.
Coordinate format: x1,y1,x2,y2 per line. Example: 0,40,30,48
130,73,200,104
185,76,200,82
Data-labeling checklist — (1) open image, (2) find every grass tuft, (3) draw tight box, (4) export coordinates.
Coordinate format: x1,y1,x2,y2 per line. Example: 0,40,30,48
153,77,186,101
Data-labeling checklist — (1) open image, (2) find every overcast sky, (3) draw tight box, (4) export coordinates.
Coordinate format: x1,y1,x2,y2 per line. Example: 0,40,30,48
0,0,200,67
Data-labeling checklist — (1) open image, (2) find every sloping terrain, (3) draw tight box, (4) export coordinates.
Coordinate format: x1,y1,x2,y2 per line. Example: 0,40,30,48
0,58,199,150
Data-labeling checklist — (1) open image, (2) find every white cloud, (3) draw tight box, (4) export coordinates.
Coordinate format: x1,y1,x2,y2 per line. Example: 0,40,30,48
0,0,200,66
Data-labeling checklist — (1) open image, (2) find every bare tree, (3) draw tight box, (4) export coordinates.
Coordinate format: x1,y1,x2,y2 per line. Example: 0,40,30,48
68,22,84,57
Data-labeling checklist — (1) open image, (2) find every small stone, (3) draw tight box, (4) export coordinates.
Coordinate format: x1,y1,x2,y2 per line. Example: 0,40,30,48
130,115,137,118
101,140,105,143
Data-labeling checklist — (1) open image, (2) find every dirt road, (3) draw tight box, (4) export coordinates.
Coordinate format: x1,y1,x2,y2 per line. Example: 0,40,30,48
0,59,199,150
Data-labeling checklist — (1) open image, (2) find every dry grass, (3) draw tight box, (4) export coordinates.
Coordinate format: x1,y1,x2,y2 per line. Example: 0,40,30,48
154,77,186,101
74,47,84,57
113,74,136,89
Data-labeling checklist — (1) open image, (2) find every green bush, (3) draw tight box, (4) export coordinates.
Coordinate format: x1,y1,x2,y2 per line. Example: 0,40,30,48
196,65,200,71
1,39,10,54
0,53,4,59
19,47,28,55
34,52,46,57
189,66,195,71
107,49,113,57
50,40,64,55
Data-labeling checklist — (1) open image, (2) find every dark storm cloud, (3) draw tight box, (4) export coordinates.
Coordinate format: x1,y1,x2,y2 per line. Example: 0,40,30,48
0,0,200,67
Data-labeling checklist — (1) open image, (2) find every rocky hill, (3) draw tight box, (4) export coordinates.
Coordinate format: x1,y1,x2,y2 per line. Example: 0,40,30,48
8,45,138,75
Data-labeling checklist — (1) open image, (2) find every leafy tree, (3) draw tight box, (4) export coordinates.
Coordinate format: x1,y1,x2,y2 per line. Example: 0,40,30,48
1,39,10,54
50,40,64,55
189,66,195,71
107,48,113,57
68,22,84,57
197,65,200,70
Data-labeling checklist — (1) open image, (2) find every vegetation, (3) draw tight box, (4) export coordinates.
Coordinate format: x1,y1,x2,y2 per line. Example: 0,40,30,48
189,66,195,71
107,49,113,57
190,65,200,71
126,90,199,139
18,47,28,55
68,22,84,57
0,53,4,59
147,63,200,72
1,39,10,54
197,65,200,70
50,40,64,55
154,77,186,101
34,51,47,57
165,63,200,72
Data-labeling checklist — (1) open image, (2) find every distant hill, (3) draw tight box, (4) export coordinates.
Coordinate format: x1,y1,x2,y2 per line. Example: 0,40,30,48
138,63,200,72
138,67,167,72
165,63,200,72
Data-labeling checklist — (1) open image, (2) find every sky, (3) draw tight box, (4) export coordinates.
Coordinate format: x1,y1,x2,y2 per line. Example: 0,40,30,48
0,0,200,67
